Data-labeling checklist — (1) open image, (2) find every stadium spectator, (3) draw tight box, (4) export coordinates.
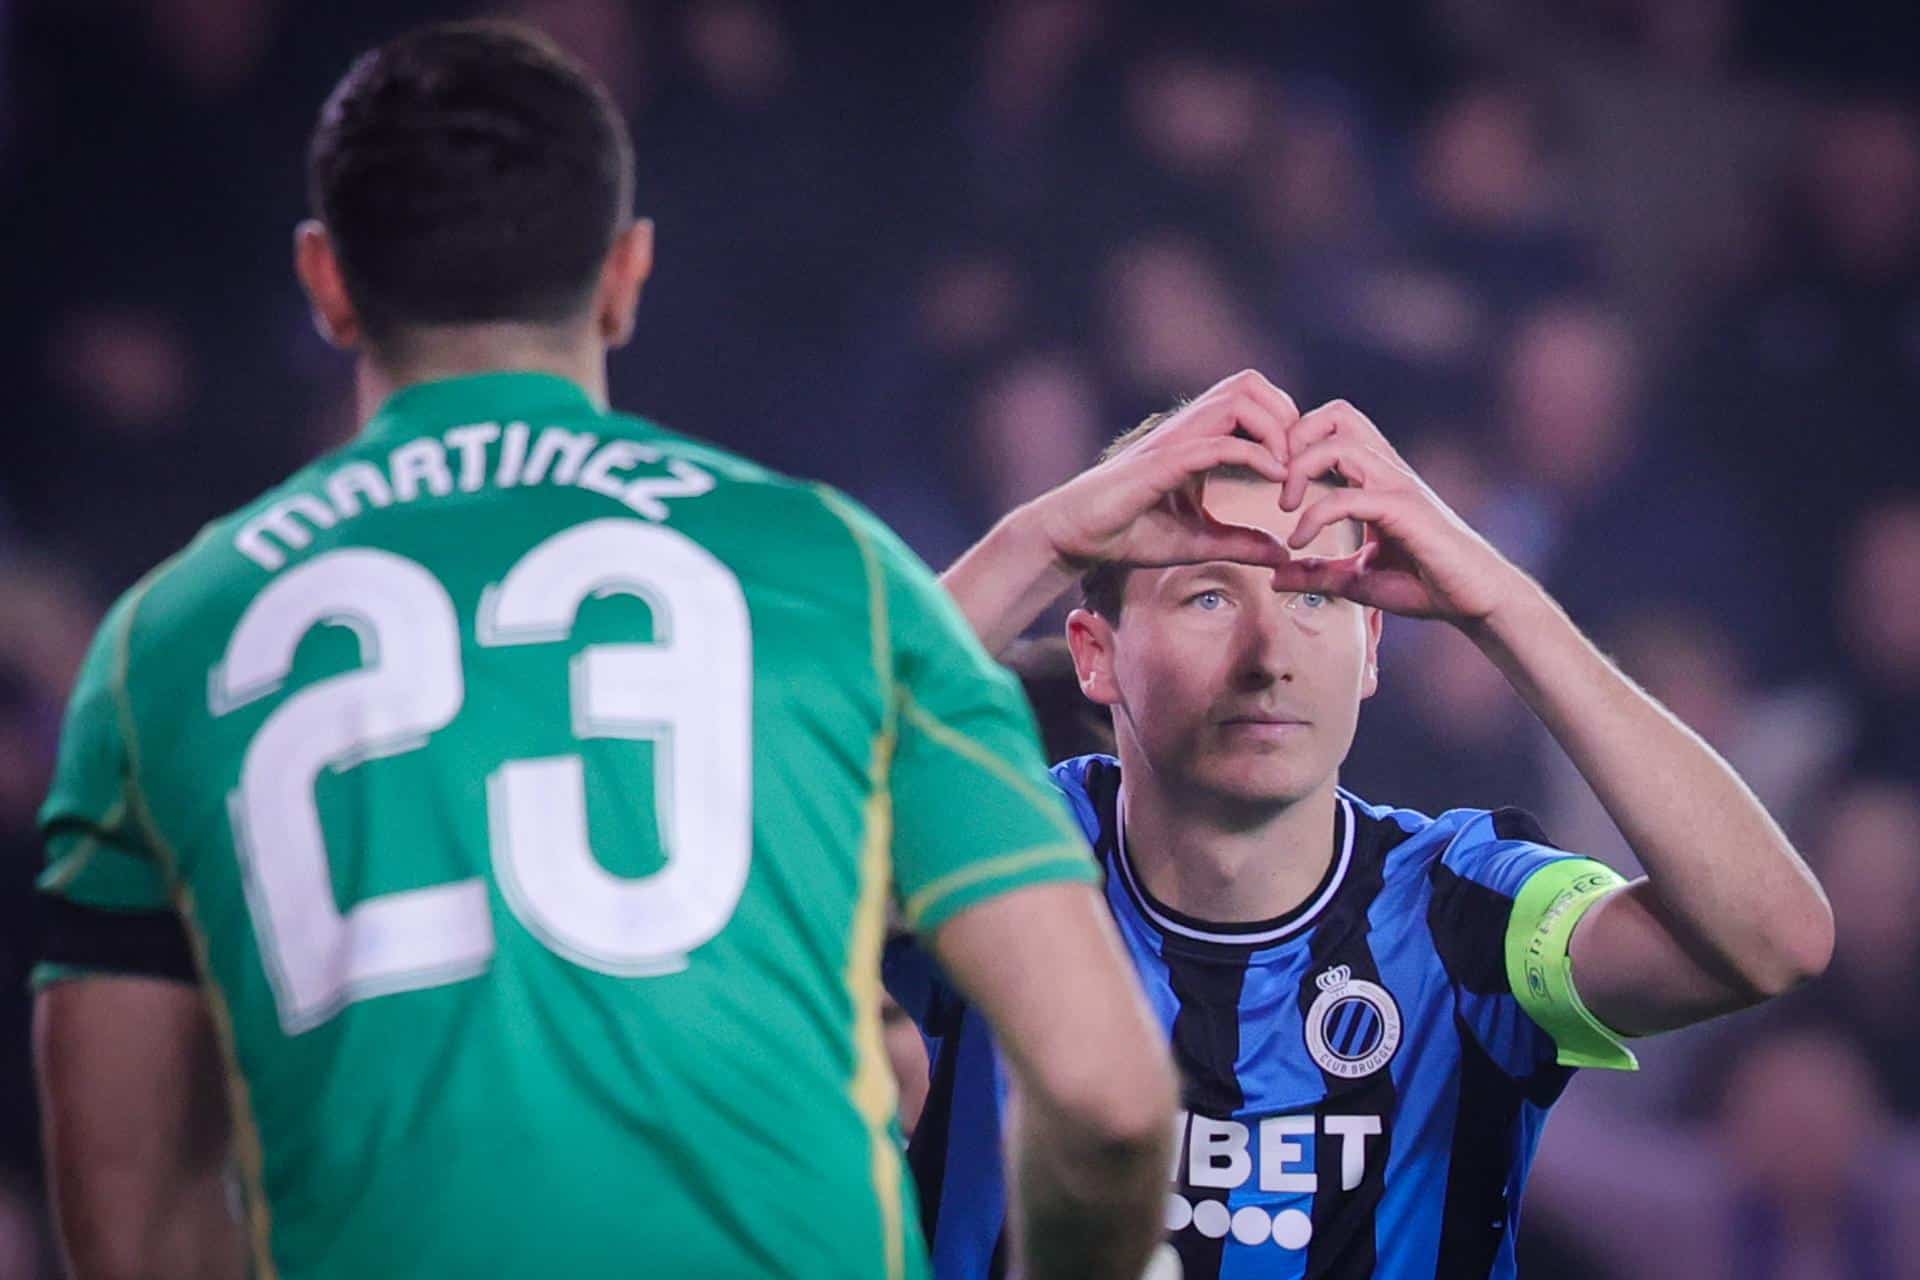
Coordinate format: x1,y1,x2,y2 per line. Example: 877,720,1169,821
1798,780,1920,1117
1530,1028,1920,1278
1834,497,1920,778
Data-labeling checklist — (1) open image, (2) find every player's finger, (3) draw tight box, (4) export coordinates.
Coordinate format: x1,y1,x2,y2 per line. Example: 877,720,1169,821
1280,437,1402,512
1228,369,1303,445
1157,371,1299,454
1287,486,1414,550
1285,399,1405,469
1170,434,1289,485
1128,434,1288,505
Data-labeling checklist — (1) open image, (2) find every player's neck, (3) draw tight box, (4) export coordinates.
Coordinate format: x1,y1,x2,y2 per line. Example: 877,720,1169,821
1118,758,1340,926
355,326,609,422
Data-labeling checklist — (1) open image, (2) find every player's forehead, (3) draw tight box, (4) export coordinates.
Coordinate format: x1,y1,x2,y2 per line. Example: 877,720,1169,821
1201,475,1353,556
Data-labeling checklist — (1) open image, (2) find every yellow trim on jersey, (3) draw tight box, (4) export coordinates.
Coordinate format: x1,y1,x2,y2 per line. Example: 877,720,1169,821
902,842,1098,931
899,689,1085,847
37,797,124,893
848,730,906,1280
815,486,898,736
110,564,280,1279
820,485,908,1280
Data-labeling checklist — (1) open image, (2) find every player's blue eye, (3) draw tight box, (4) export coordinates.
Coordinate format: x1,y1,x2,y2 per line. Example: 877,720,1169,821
1299,592,1328,609
1188,589,1228,611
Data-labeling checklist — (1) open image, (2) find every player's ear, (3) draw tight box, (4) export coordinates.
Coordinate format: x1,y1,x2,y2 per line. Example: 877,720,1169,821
597,218,654,349
1066,608,1121,708
1359,606,1383,700
293,221,362,350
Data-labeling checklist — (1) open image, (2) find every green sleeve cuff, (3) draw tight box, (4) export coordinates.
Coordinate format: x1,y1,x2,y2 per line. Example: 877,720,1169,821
1505,858,1639,1071
903,842,1101,934
29,962,118,992
38,833,171,911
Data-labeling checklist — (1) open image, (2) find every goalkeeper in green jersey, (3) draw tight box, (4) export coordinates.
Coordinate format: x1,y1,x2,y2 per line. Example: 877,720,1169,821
30,22,1176,1280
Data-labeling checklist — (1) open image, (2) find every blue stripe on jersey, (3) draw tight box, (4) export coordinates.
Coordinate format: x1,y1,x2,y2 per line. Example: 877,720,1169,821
909,1003,1011,1279
890,756,1593,1280
1371,820,1464,1279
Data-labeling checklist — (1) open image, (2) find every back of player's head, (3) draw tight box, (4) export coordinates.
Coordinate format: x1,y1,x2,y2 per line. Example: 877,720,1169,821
308,21,634,354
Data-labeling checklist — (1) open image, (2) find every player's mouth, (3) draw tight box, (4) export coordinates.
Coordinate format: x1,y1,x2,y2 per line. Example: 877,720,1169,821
1216,713,1311,742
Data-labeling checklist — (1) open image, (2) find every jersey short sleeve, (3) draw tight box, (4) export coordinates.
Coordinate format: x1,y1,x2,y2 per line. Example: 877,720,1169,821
1427,808,1635,1076
33,590,193,987
819,491,1098,936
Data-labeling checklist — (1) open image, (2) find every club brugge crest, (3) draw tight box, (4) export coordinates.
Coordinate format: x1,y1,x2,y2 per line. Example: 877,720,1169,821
1304,965,1402,1079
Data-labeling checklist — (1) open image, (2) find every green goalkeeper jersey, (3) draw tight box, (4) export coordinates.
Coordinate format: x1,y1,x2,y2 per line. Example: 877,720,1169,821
35,372,1097,1279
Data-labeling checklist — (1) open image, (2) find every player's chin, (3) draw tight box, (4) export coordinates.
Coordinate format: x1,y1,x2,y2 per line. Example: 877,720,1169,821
1192,749,1323,809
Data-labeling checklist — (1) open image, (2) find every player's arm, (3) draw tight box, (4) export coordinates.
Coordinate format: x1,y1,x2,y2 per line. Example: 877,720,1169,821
940,369,1300,654
36,978,245,1280
931,885,1177,1280
824,491,1177,1280
31,592,245,1279
1266,400,1833,1036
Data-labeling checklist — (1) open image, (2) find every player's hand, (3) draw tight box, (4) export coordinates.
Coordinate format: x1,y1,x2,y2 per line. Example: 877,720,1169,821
1026,369,1300,573
1267,400,1528,625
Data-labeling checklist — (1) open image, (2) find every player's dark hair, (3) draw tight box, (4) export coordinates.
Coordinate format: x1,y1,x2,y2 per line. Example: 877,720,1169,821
308,21,634,353
1079,407,1351,623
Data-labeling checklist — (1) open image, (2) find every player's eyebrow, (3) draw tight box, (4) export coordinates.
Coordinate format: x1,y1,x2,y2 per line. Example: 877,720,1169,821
1158,561,1250,593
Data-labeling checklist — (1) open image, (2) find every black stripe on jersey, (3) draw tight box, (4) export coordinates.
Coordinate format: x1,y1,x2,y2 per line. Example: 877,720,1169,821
907,1001,965,1246
1164,935,1254,1280
1428,807,1559,995
1436,1012,1525,1277
1083,756,1124,857
1299,805,1410,1280
1488,807,1552,846
37,896,197,984
1427,864,1514,996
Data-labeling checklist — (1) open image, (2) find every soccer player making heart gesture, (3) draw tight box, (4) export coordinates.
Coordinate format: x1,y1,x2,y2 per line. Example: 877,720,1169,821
891,368,1832,1280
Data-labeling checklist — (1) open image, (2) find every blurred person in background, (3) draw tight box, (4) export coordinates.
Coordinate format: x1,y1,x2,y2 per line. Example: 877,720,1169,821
0,560,96,1189
1833,496,1920,779
1406,82,1595,325
1343,621,1548,816
1796,780,1920,1118
1245,86,1483,438
30,23,1177,1280
1100,231,1294,407
1544,607,1851,876
1529,1027,1919,1279
834,240,1040,564
1486,298,1788,668
1684,99,1920,628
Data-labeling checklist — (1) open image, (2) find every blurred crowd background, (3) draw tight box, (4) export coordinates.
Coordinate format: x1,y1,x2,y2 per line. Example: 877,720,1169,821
3,0,1919,1275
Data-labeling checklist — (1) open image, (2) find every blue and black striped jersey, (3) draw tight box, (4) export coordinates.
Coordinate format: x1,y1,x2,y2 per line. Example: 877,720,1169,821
885,754,1608,1280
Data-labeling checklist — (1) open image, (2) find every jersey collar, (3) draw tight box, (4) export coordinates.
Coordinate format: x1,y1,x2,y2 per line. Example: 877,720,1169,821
1111,783,1355,949
361,372,600,439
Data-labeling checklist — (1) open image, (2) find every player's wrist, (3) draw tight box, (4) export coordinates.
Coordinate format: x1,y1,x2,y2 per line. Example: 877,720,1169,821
1007,494,1097,578
1456,565,1553,645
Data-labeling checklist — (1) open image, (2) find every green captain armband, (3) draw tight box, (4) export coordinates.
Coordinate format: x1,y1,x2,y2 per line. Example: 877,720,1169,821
1504,858,1639,1071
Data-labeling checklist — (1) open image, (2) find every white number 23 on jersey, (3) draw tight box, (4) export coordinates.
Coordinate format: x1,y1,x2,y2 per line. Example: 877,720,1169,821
210,518,752,1035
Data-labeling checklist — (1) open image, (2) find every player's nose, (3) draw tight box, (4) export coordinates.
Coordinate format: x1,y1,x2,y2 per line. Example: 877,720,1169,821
1230,594,1299,686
